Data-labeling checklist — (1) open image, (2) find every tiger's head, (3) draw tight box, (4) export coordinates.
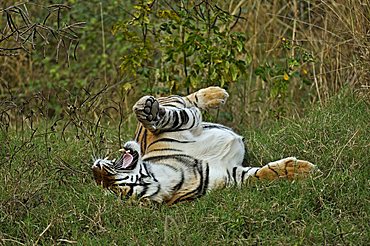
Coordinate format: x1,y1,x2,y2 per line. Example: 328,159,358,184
91,141,143,193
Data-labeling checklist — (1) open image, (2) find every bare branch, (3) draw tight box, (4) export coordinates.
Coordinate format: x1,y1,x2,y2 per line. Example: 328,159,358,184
0,3,84,60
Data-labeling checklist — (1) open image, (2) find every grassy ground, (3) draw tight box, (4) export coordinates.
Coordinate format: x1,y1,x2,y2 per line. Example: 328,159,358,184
0,91,368,245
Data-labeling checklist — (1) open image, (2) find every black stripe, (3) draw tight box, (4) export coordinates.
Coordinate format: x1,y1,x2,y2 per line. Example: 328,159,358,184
172,171,184,192
241,170,247,183
161,111,172,128
148,183,161,199
156,127,200,133
203,163,209,195
172,111,179,129
174,188,199,203
232,167,238,185
113,176,129,182
158,96,186,106
142,163,153,179
143,163,150,175
195,161,204,196
173,175,201,203
133,152,139,163
194,94,199,107
180,109,189,125
284,163,289,176
143,129,148,153
254,168,260,179
106,172,117,177
226,169,231,184
139,128,147,154
134,124,143,142
138,165,142,176
138,183,149,198
147,148,183,153
150,171,158,182
147,138,196,149
172,161,208,203
143,153,193,162
139,167,149,178
188,109,197,129
102,166,115,175
143,154,198,168
203,124,232,131
184,97,192,106
126,184,134,198
142,157,180,171
161,104,182,108
241,167,252,183
268,164,280,176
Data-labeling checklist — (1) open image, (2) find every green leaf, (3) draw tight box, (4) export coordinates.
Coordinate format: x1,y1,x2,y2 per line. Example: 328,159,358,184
230,63,238,81
237,41,243,53
122,82,133,91
220,76,225,87
189,75,198,88
288,59,300,68
225,61,230,70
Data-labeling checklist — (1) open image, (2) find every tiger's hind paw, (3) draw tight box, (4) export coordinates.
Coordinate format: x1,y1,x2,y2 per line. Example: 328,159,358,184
191,86,229,109
133,96,165,131
257,157,317,180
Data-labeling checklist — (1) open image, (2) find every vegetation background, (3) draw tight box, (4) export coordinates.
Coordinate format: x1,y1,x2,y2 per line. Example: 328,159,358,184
0,0,369,245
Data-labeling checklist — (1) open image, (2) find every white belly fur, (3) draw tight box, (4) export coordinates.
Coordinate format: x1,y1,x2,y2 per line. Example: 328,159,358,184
147,123,245,189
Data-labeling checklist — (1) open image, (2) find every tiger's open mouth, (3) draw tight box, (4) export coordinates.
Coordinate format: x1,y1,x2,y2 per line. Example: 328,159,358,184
113,149,136,170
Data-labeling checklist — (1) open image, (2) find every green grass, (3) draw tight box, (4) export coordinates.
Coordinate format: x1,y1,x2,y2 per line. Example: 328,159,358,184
1,91,369,245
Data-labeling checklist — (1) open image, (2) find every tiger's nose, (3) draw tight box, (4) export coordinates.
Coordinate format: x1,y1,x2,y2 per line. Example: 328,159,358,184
92,162,102,170
92,163,103,186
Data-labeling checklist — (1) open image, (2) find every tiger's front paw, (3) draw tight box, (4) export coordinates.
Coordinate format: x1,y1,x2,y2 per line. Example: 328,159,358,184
193,86,229,109
133,96,165,131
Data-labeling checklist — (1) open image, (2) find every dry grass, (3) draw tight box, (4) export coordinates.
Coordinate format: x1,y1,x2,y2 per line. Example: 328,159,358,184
221,0,370,126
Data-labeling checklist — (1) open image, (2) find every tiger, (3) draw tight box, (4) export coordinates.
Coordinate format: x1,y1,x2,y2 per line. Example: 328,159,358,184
92,86,316,205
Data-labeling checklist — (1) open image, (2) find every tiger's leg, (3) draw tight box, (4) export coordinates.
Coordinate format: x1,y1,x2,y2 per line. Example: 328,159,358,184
230,157,317,185
151,86,229,109
133,86,228,133
183,86,229,109
133,96,202,133
255,157,317,180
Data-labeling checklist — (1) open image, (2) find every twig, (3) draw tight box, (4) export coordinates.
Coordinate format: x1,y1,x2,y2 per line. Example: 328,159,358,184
291,0,297,58
57,239,77,244
100,2,107,84
0,3,84,60
1,238,25,245
33,221,53,246
325,130,359,179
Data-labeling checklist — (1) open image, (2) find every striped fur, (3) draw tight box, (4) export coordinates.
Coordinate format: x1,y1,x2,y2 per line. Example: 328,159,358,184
92,87,316,205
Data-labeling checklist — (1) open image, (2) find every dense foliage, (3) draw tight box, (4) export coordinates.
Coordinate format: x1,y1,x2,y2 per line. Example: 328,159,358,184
1,0,368,127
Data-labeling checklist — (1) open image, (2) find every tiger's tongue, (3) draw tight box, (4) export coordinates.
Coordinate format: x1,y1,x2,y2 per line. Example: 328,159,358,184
121,152,134,169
